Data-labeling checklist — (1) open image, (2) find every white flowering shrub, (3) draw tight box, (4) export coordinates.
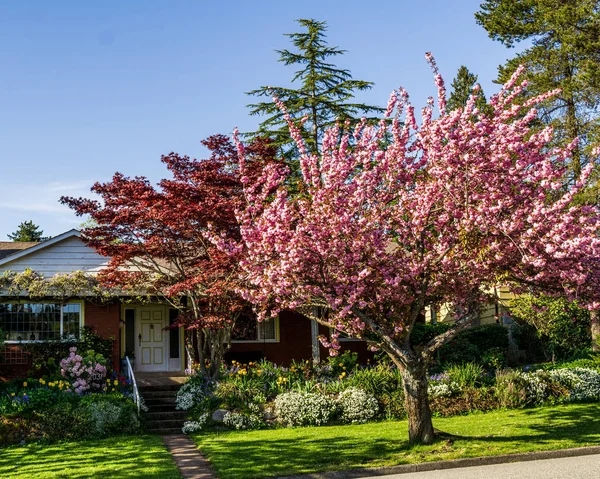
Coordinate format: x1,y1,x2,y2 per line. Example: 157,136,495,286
182,413,210,434
550,368,600,402
275,392,335,427
428,382,461,399
522,371,550,404
87,401,122,437
223,411,263,430
176,382,210,411
337,388,378,424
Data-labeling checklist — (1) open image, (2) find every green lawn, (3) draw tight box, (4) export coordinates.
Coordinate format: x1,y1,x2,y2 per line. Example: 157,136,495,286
0,435,181,479
193,403,600,479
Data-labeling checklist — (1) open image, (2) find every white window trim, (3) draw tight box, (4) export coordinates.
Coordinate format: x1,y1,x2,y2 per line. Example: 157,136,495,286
2,300,85,344
231,316,280,343
329,327,363,342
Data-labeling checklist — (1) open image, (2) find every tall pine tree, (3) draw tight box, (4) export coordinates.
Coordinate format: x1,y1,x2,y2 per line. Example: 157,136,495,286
476,0,600,181
8,221,48,242
447,65,487,112
246,19,383,158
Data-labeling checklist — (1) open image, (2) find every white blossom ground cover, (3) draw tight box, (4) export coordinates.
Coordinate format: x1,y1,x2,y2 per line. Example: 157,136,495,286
192,402,600,479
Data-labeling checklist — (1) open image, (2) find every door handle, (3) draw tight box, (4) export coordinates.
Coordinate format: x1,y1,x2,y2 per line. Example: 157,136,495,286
138,333,142,346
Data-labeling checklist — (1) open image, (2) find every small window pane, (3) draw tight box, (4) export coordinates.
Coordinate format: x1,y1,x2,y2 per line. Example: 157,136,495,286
259,318,276,340
62,304,81,339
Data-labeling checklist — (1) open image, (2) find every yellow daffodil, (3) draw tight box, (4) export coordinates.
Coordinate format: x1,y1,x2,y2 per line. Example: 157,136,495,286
22,381,27,387
10,392,15,397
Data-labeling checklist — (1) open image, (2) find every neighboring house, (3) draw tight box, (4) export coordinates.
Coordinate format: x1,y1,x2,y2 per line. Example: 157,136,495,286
0,230,370,377
425,287,517,327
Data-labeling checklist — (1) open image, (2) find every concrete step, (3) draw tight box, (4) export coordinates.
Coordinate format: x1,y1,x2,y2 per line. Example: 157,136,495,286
144,396,177,407
145,418,186,429
145,410,188,421
146,403,182,413
139,384,182,393
140,390,178,399
146,427,184,435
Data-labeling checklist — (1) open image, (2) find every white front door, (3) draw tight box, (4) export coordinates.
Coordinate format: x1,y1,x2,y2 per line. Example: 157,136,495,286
136,307,167,372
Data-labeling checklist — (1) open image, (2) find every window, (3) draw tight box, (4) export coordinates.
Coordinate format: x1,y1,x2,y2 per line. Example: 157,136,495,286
0,303,82,342
232,312,278,342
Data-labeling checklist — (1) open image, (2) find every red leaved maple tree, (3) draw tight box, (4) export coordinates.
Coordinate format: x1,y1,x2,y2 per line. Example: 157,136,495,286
62,135,277,378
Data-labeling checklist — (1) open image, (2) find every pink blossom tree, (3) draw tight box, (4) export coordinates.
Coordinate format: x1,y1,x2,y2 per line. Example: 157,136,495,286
231,55,600,444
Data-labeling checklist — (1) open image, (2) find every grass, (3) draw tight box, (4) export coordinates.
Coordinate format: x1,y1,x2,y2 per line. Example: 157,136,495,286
193,403,600,479
0,435,181,479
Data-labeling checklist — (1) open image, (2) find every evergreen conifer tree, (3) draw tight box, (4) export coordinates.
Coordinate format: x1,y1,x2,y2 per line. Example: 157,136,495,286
447,65,487,112
246,19,383,158
8,221,48,242
476,0,600,181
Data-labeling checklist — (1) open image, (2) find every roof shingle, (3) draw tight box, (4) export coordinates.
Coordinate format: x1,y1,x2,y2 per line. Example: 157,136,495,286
0,242,40,260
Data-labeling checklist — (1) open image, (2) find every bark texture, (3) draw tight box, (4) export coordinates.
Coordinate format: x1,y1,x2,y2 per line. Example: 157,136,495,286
401,362,435,445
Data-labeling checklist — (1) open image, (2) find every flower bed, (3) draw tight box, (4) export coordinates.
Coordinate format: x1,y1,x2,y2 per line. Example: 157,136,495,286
176,352,600,434
0,347,139,446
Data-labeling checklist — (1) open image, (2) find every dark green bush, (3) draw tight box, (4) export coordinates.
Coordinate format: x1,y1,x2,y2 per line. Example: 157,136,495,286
511,294,591,361
23,327,114,376
410,323,451,346
439,324,508,365
34,402,92,441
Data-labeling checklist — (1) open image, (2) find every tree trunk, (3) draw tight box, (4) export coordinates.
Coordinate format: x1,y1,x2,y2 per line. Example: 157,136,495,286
401,362,435,445
591,310,600,353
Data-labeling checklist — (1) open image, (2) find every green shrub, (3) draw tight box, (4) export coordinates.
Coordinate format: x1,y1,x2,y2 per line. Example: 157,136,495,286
80,394,140,437
35,402,92,441
327,351,359,375
214,381,264,411
0,416,40,446
447,363,485,389
494,370,526,408
511,294,591,361
440,324,508,365
410,323,451,346
378,389,405,419
338,365,402,397
431,387,498,417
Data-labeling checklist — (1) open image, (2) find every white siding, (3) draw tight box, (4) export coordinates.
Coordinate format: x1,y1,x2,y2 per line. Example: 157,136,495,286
0,236,109,277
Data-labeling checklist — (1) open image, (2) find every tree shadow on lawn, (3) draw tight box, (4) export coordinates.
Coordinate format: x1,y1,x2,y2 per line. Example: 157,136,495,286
199,430,411,478
439,405,600,446
0,436,180,479
201,406,600,479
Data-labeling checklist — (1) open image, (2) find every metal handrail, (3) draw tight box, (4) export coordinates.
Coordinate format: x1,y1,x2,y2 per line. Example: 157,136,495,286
125,356,140,414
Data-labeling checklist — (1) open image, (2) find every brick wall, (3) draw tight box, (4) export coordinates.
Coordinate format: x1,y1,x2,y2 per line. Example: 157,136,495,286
226,310,313,366
84,301,121,369
226,310,374,366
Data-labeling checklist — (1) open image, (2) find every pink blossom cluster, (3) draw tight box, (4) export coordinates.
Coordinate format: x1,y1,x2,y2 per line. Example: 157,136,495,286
231,54,600,356
60,347,107,394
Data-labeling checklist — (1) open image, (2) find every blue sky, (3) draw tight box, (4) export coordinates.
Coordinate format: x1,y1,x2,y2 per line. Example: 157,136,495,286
0,1,523,239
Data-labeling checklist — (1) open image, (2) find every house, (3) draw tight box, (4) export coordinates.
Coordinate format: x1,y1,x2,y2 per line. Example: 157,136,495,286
0,230,370,377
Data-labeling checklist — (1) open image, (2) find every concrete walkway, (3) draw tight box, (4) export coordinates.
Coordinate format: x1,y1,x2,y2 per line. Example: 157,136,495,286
163,435,216,479
361,453,600,478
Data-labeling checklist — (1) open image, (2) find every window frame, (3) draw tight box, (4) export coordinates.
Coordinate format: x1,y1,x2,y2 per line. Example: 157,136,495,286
1,300,85,344
231,316,280,343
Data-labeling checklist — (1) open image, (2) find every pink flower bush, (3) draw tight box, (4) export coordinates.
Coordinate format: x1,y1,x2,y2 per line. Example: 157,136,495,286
60,347,107,394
